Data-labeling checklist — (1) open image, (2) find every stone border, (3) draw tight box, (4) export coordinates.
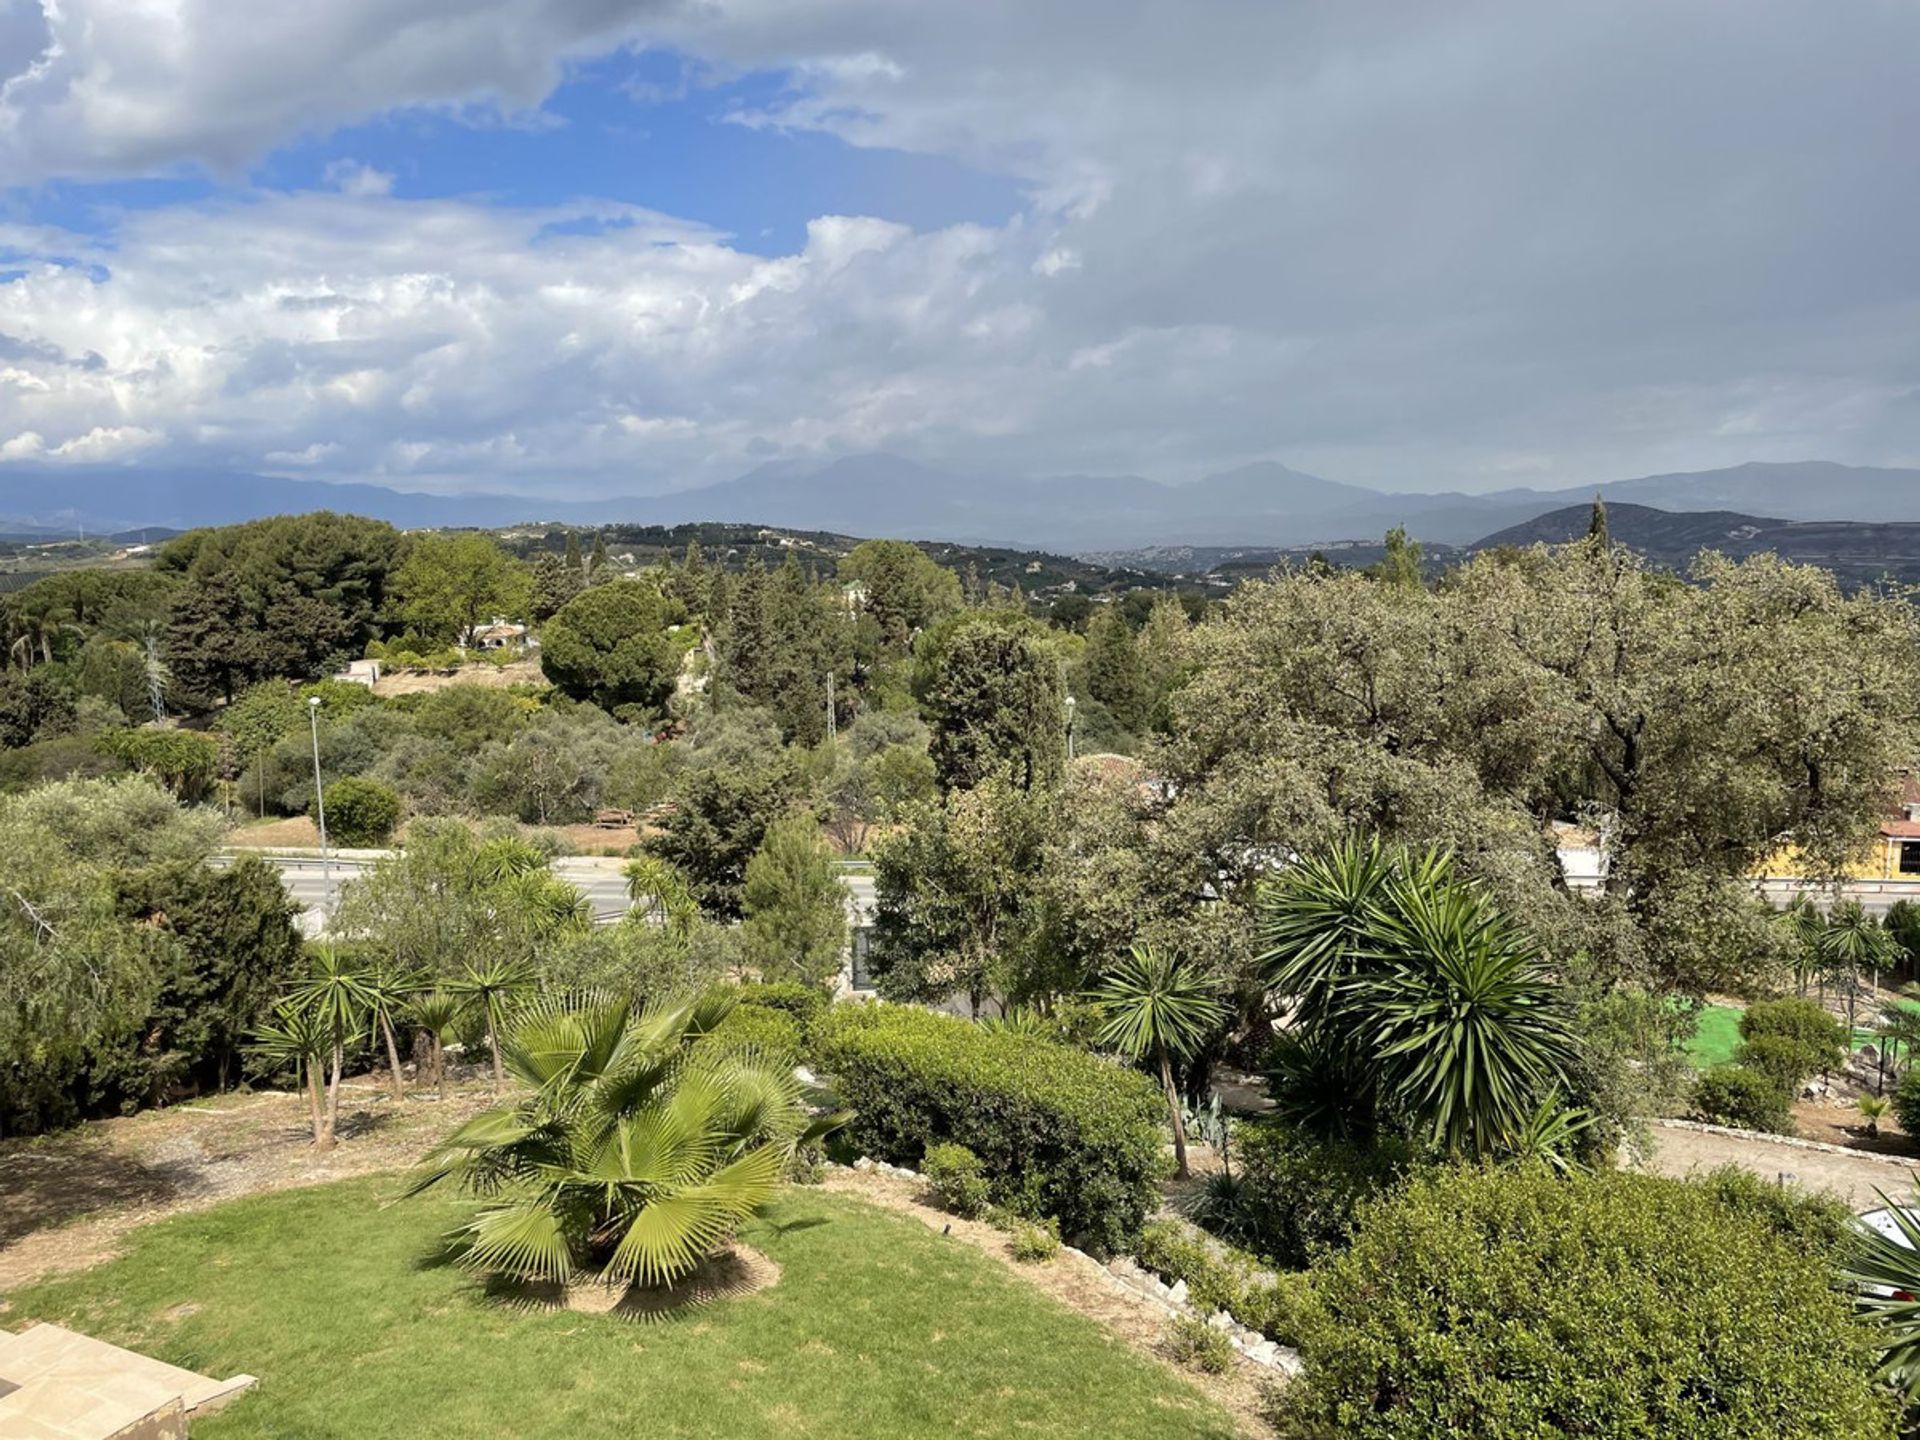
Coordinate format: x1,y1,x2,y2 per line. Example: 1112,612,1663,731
1650,1116,1920,1164
846,1157,1301,1374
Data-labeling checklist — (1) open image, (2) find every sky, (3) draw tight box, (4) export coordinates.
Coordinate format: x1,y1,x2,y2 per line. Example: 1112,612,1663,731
1,1,1918,500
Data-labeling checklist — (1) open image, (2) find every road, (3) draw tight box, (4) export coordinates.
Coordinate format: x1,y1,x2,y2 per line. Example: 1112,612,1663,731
223,847,876,939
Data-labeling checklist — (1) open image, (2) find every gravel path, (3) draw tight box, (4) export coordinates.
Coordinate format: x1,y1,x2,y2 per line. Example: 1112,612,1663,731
1637,1119,1920,1210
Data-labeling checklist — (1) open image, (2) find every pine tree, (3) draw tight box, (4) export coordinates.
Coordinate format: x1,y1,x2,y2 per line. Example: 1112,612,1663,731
589,531,609,575
1587,493,1610,545
1082,605,1147,732
563,530,583,575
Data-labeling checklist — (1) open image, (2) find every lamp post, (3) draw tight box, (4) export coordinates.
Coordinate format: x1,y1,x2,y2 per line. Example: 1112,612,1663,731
1065,694,1076,763
308,696,332,918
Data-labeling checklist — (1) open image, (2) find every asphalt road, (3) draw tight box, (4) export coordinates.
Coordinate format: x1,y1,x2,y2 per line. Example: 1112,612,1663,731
222,847,875,937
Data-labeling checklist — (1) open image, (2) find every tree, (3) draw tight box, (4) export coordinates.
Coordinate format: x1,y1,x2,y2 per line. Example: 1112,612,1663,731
1256,839,1578,1157
288,946,378,1147
927,619,1066,793
1839,1191,1920,1411
408,991,839,1287
317,776,402,847
538,580,677,714
741,816,849,989
1090,944,1228,1177
644,754,806,921
839,539,962,649
1367,526,1423,588
221,683,303,815
391,532,531,646
1079,605,1146,733
869,776,1046,1017
450,952,535,1092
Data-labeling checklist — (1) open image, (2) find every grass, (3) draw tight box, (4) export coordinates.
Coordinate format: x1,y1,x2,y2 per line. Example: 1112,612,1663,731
1686,1005,1745,1068
4,1179,1235,1440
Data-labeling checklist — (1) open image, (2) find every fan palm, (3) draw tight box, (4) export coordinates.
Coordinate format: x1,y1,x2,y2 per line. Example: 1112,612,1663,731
1090,944,1228,1177
1836,1189,1920,1399
408,990,846,1290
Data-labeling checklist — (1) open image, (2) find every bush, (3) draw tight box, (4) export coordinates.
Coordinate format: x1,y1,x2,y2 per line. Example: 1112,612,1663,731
1010,1219,1061,1263
730,980,831,1042
317,776,403,847
1894,1068,1920,1138
1277,1167,1895,1440
1135,1218,1314,1347
1736,1033,1823,1094
1695,1163,1853,1258
817,1002,1166,1252
921,1142,991,1219
1692,1064,1793,1133
1231,1121,1413,1268
700,1003,802,1066
1164,1314,1234,1375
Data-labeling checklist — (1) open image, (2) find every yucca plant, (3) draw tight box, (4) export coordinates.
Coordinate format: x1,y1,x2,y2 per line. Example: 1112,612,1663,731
250,999,333,1145
1090,943,1229,1177
1860,1094,1891,1138
623,855,701,941
406,989,467,1099
1836,1189,1920,1403
288,945,378,1147
1256,839,1577,1159
408,989,846,1290
450,953,536,1092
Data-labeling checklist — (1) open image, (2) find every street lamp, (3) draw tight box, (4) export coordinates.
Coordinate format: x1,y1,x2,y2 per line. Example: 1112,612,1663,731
1065,694,1076,763
308,696,332,914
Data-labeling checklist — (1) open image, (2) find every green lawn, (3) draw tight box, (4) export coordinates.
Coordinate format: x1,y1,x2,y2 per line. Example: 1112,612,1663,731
4,1180,1234,1440
1686,1004,1745,1068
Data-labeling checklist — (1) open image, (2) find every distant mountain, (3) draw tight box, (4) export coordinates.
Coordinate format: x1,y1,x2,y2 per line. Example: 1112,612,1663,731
3,454,1919,552
1472,502,1920,587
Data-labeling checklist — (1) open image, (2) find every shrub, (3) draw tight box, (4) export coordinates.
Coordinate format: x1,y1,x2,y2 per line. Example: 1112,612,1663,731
817,1002,1166,1252
1135,1218,1314,1347
1231,1120,1414,1268
1010,1219,1061,1263
1737,1033,1822,1094
317,776,402,847
700,1003,802,1066
1276,1167,1895,1440
1695,1163,1853,1258
921,1142,991,1219
731,980,831,1042
1692,1064,1793,1133
1164,1314,1234,1375
1894,1068,1920,1138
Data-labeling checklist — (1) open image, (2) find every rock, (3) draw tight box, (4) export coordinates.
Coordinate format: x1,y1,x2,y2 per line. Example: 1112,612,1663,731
1106,1257,1134,1278
1207,1310,1233,1331
1151,1278,1171,1299
853,1157,875,1171
1168,1279,1189,1305
1272,1347,1305,1377
1246,1340,1279,1367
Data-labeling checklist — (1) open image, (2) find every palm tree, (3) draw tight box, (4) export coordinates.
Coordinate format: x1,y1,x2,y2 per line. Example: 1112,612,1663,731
287,946,377,1147
1835,1190,1920,1401
1256,839,1577,1158
1859,1095,1890,1138
450,954,535,1092
1824,901,1901,1009
1090,944,1228,1178
405,990,466,1100
1878,1003,1920,1094
407,990,846,1289
250,999,332,1144
1778,897,1825,996
623,855,701,940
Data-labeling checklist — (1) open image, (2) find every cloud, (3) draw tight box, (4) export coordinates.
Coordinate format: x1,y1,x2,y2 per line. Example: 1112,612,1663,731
2,2,1919,491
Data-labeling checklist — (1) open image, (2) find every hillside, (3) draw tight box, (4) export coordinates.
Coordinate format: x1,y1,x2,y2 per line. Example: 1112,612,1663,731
1473,504,1920,586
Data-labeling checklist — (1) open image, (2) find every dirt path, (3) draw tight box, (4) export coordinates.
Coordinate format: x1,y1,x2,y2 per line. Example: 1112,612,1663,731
1637,1119,1920,1210
0,1079,495,1294
820,1167,1275,1439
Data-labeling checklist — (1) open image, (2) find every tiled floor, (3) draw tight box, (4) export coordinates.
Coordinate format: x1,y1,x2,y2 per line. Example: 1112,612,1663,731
0,1324,253,1439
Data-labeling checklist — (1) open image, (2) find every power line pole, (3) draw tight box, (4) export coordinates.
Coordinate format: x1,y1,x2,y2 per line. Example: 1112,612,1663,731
826,670,837,744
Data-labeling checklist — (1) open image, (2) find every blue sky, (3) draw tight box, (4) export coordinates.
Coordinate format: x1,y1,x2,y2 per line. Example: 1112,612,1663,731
0,2,1917,500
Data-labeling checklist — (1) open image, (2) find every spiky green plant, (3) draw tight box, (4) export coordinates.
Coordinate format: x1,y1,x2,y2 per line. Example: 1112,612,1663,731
405,989,467,1099
1090,944,1228,1177
408,990,846,1290
1255,839,1577,1159
288,945,377,1147
250,999,333,1144
623,855,701,940
1837,1189,1920,1402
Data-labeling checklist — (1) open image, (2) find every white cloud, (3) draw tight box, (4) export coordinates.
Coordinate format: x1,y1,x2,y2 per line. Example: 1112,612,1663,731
3,2,1920,490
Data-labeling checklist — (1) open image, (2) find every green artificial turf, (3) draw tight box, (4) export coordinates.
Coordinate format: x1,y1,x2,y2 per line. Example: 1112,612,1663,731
1686,1004,1746,1068
4,1180,1234,1440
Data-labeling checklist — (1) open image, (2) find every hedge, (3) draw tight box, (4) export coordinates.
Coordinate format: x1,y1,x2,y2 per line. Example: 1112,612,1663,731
1232,1121,1414,1268
1275,1166,1895,1440
730,980,830,1044
1692,1063,1793,1133
816,1002,1166,1252
699,1002,802,1065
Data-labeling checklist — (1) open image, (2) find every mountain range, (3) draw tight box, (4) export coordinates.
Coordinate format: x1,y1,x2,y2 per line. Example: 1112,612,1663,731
1,456,1918,552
